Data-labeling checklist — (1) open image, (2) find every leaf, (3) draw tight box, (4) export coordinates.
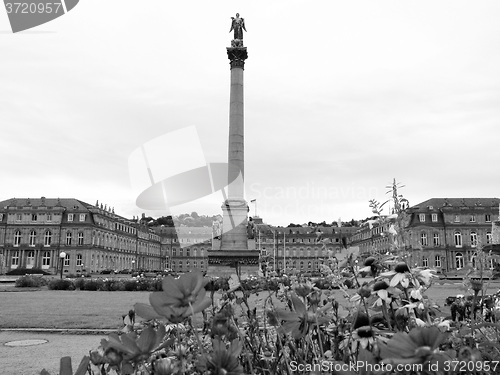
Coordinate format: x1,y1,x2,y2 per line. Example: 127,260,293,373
74,356,90,375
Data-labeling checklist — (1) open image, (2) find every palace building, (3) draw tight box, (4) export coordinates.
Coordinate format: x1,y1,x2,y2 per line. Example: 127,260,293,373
351,198,500,273
0,198,163,275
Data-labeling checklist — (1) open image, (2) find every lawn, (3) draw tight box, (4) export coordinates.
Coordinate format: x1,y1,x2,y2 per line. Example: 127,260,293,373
0,280,498,329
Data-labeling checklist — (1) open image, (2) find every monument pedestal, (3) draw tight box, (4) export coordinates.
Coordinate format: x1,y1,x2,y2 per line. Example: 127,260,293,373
220,199,248,250
207,249,260,278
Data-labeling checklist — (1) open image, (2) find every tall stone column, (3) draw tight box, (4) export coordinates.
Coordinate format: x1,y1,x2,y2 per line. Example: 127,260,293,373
207,16,259,277
220,45,249,251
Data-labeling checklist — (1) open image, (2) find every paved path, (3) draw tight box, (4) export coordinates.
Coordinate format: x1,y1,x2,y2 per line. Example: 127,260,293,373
0,330,108,375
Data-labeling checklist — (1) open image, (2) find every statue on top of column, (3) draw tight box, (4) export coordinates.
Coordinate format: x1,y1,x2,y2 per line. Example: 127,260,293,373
229,13,246,46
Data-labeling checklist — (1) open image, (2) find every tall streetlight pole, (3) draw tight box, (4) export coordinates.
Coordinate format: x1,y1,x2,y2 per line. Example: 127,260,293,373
59,251,66,279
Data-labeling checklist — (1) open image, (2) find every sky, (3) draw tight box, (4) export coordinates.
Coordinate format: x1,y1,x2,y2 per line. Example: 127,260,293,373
1,0,500,227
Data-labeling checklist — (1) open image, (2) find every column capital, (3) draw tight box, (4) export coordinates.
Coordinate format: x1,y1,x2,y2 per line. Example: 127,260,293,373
227,47,248,69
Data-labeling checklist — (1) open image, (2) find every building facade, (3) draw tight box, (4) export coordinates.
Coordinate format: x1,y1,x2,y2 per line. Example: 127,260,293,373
351,198,500,273
0,198,163,275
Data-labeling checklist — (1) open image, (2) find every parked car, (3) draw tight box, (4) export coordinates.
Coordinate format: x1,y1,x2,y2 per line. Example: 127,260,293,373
118,269,132,274
100,269,115,274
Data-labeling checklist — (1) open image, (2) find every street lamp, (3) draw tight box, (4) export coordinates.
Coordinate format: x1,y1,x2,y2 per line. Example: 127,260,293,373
59,251,66,279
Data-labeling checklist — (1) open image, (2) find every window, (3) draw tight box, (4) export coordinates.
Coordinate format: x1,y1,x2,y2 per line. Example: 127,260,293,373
44,230,52,246
31,214,37,222
454,215,460,223
16,213,22,221
422,257,428,267
172,248,177,257
68,214,74,222
76,254,83,266
46,213,52,222
78,232,84,245
487,232,492,244
27,251,35,268
79,214,86,222
66,232,72,246
470,231,477,247
186,249,190,257
486,214,492,223
456,252,464,269
194,260,197,268
433,233,440,246
64,254,70,266
431,213,438,222
435,255,441,268
420,232,428,246
29,230,36,247
14,230,21,246
42,251,51,267
470,214,476,223
419,214,426,222
471,253,477,269
454,231,462,247
11,251,19,266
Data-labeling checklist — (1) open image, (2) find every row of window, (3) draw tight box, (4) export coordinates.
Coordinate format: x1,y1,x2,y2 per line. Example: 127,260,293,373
419,231,492,247
11,251,82,267
13,213,86,222
13,230,85,246
418,213,492,223
419,252,495,270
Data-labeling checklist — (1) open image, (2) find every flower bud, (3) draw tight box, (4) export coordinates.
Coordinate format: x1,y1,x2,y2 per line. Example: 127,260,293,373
358,285,372,298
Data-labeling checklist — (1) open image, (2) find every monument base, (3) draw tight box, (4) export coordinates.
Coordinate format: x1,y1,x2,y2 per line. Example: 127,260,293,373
207,249,260,278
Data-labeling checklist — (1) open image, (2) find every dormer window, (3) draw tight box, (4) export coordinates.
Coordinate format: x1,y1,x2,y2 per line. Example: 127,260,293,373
419,214,425,222
431,213,438,222
68,214,74,222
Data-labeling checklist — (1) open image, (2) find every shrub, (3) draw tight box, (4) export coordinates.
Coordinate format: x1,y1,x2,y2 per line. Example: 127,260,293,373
74,278,86,290
15,275,48,288
7,268,51,276
123,280,138,291
48,279,74,290
82,279,102,291
102,279,124,291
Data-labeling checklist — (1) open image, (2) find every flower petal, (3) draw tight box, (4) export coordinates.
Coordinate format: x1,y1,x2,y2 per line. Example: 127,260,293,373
134,303,163,320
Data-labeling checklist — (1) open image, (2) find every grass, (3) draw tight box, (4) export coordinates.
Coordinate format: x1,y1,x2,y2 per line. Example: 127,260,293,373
0,280,498,329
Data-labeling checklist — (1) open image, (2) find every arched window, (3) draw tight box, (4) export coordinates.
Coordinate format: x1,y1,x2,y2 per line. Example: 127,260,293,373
29,230,36,247
471,253,477,269
76,254,83,266
11,251,19,266
433,233,440,246
455,252,464,269
422,257,428,267
44,231,52,246
64,253,70,266
14,230,21,246
78,232,84,246
454,232,462,248
66,232,72,246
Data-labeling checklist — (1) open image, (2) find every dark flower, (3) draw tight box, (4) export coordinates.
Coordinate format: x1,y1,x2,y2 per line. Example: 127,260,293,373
358,285,372,298
353,312,370,329
395,262,410,273
364,257,376,266
373,280,389,291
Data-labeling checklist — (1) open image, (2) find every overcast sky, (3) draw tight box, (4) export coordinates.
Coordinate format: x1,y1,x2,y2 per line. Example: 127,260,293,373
1,0,500,227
